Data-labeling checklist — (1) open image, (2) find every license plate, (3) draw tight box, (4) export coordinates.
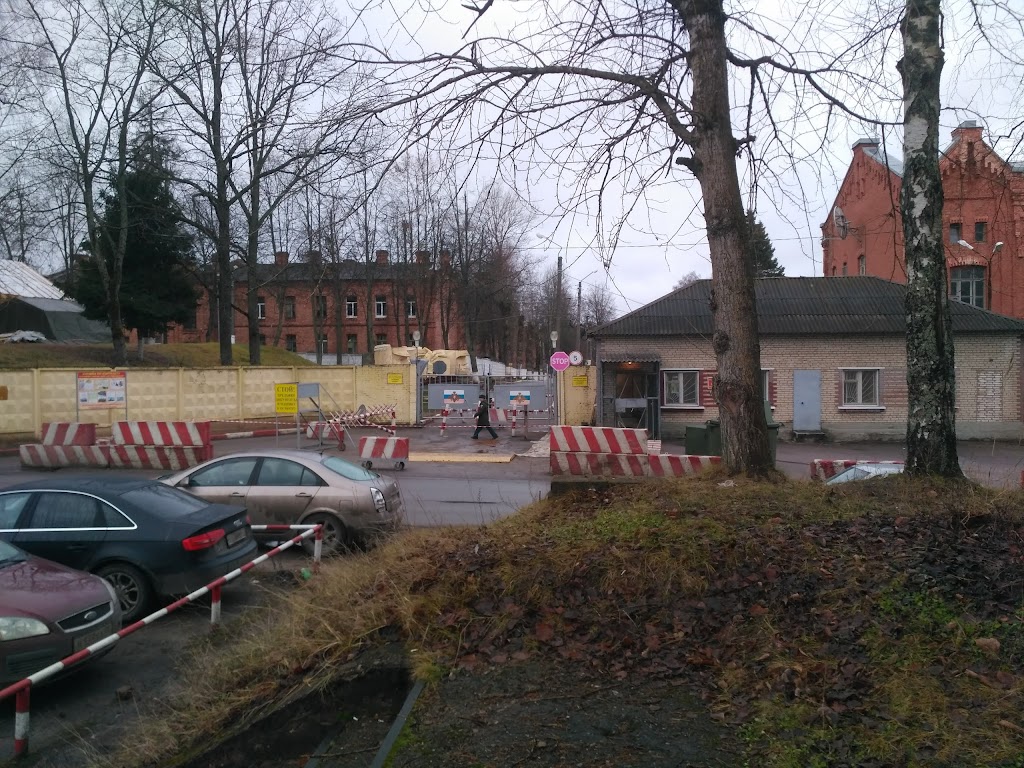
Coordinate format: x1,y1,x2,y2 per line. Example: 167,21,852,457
226,528,248,547
73,622,115,652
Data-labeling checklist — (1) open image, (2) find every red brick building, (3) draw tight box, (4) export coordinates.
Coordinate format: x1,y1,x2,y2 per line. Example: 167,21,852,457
168,250,465,356
821,121,1024,317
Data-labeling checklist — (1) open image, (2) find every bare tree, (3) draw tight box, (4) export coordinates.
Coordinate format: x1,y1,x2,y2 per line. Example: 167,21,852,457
673,270,702,290
14,0,162,365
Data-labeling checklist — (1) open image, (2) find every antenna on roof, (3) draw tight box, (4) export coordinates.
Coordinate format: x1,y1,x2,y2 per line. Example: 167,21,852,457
833,207,850,240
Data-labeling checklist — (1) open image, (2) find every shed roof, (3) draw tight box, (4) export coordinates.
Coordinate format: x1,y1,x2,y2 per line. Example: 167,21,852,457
0,260,65,300
592,276,1024,337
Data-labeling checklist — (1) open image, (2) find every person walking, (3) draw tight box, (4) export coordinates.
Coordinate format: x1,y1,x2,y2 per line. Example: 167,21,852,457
472,394,498,439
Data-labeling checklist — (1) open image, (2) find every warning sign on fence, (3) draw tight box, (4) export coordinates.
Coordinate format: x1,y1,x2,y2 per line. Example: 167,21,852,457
274,383,298,414
77,371,126,410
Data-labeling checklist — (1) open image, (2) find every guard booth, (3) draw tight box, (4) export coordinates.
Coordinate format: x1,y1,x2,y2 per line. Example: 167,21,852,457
596,353,661,438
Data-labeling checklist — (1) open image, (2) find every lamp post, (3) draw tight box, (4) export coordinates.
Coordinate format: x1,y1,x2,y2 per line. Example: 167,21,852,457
956,239,1004,309
412,330,421,425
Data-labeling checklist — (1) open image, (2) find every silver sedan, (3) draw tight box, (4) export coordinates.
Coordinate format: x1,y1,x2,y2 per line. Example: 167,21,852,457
161,450,403,555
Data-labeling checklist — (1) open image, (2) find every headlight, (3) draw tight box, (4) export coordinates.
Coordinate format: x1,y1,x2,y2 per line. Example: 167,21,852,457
0,617,50,641
371,488,387,513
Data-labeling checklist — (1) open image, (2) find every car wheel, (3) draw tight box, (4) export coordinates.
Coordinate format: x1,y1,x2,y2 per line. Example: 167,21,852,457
96,563,153,623
302,512,353,557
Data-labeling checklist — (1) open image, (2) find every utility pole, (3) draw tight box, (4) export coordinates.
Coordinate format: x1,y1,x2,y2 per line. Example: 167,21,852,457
553,256,562,349
576,280,583,350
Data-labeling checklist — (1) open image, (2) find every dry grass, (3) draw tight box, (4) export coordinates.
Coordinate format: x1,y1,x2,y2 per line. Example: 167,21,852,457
0,342,315,369
105,476,1024,768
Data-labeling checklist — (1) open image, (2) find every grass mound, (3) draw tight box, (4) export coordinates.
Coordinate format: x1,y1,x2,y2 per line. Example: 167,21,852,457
115,476,1024,767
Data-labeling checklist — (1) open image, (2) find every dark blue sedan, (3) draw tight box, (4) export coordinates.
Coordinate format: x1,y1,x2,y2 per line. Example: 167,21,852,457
0,477,258,622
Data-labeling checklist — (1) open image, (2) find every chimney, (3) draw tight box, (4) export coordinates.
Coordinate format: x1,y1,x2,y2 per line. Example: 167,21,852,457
375,249,389,264
415,250,430,265
851,137,879,154
952,120,983,144
274,251,288,266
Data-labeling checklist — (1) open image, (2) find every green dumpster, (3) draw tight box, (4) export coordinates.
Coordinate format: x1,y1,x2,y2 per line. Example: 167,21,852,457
705,420,722,456
765,400,780,463
684,424,710,455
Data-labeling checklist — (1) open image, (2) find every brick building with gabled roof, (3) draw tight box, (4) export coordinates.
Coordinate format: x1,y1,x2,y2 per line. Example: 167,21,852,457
821,121,1024,318
589,276,1024,441
167,249,464,358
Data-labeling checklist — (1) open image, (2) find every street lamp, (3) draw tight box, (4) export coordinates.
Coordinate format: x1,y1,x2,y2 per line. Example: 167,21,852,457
549,330,559,424
412,330,421,424
550,330,558,350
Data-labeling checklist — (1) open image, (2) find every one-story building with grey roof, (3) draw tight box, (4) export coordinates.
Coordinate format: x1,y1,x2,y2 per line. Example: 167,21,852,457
588,276,1024,441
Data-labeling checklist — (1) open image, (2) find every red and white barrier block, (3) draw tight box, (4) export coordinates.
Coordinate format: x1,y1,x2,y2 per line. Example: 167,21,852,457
550,425,649,454
550,452,722,478
19,444,111,469
810,459,904,482
108,445,213,470
39,422,97,446
112,420,211,447
358,436,410,470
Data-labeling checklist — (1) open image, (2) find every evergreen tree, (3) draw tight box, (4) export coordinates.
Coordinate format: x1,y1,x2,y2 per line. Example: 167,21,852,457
70,133,197,342
747,211,784,277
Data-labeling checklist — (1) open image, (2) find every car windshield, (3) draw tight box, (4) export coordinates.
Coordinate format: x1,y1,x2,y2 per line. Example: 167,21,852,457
320,455,379,482
121,483,211,515
0,539,26,567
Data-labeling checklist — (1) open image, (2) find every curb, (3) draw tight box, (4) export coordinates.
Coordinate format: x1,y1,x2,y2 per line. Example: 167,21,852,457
407,452,515,463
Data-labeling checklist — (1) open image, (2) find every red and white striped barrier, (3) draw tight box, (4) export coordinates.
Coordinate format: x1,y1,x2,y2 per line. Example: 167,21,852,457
19,444,111,469
358,436,410,469
810,459,904,482
550,451,721,478
112,421,211,447
0,524,322,758
108,445,213,470
645,454,721,477
550,426,649,454
39,422,96,446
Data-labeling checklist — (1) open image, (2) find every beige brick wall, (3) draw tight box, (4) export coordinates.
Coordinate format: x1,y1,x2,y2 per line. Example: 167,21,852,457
0,364,417,436
596,333,1023,441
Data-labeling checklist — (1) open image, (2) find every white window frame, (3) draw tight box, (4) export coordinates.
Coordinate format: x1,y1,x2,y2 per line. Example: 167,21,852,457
316,335,328,355
839,368,883,409
761,369,774,407
950,266,985,309
661,369,701,409
406,297,417,318
375,295,387,318
346,296,357,318
256,297,266,320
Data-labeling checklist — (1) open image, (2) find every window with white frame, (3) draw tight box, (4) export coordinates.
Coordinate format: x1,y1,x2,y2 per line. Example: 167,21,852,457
950,266,985,309
842,369,880,407
346,296,357,318
761,370,771,405
375,295,387,318
662,370,700,407
316,334,328,355
406,297,417,318
256,296,266,320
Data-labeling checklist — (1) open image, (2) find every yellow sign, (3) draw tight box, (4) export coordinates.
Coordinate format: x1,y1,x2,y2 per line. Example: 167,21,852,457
572,375,589,387
274,383,298,414
387,373,404,385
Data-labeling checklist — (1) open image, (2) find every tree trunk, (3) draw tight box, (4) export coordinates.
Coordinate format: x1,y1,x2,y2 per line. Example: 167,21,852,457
898,0,961,476
679,0,771,475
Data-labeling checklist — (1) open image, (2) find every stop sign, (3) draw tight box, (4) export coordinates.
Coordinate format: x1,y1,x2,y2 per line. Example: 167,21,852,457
550,351,571,371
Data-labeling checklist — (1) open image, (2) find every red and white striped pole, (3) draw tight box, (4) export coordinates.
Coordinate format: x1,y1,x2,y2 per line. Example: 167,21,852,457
313,525,323,574
511,408,518,437
14,686,30,757
440,407,448,438
390,408,397,429
210,584,222,626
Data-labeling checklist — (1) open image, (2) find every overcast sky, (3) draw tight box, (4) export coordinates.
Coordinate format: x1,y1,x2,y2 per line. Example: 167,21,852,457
356,0,1023,316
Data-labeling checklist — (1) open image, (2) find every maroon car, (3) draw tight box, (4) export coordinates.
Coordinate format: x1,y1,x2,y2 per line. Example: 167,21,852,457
1,540,122,685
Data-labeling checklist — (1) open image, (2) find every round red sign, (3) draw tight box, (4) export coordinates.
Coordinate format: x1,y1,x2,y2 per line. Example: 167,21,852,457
550,351,571,371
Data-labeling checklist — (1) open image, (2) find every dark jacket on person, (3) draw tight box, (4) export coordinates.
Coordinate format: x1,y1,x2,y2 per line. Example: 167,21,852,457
475,401,491,426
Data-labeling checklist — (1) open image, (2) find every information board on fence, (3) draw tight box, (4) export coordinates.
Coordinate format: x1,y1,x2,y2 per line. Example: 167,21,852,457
509,390,531,406
444,389,466,405
387,373,404,384
274,383,299,414
77,371,127,410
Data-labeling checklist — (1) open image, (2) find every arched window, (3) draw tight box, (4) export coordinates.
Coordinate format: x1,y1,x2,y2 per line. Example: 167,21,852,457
950,266,985,308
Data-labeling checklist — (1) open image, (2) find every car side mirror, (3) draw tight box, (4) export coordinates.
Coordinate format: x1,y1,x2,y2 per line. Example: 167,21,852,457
181,477,195,488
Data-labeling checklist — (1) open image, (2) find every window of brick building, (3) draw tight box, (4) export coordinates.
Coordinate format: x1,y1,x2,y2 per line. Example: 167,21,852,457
346,296,357,318
950,266,985,308
841,369,880,407
841,262,847,276
313,294,327,319
375,333,387,346
346,334,357,353
858,255,865,275
662,370,700,407
375,295,387,318
975,221,987,243
406,297,417,318
317,334,328,355
285,335,297,352
284,296,296,320
949,222,962,243
257,296,266,320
